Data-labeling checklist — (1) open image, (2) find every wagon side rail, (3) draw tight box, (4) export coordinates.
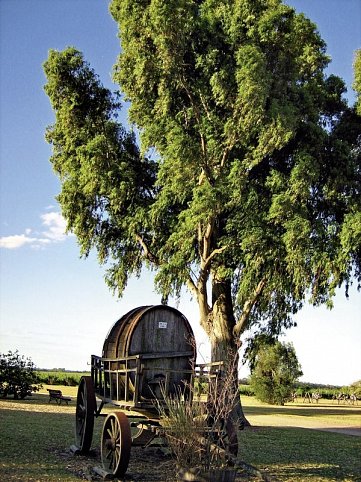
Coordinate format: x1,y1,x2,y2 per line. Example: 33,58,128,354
91,354,224,409
91,354,142,405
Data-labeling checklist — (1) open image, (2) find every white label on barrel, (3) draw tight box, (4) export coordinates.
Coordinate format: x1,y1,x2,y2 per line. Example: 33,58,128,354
158,321,168,329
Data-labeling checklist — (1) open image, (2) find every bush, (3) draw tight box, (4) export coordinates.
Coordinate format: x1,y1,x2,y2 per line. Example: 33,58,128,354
350,380,361,399
239,384,254,397
249,341,303,405
0,351,42,399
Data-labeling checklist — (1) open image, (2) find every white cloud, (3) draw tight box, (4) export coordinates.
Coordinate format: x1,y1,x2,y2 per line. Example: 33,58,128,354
0,234,50,249
41,212,68,242
0,211,70,249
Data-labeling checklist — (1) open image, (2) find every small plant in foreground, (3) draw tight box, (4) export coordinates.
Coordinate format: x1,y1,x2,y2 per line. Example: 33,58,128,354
155,356,239,480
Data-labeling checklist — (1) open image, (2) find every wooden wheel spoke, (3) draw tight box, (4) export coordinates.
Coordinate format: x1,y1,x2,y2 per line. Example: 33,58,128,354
78,403,86,414
114,448,119,464
77,418,85,434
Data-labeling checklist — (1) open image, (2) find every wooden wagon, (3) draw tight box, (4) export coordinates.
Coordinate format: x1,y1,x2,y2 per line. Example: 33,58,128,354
74,305,238,478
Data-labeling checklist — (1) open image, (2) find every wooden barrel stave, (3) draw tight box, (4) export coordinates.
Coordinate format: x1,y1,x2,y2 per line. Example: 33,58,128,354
102,305,195,400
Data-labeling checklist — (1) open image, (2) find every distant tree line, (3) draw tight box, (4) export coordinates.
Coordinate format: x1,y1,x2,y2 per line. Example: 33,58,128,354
36,370,89,386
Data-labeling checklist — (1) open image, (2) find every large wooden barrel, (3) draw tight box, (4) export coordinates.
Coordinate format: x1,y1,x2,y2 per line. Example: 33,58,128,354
102,305,196,399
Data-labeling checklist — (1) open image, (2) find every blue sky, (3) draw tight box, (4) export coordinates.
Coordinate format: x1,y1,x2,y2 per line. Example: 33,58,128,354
0,0,360,386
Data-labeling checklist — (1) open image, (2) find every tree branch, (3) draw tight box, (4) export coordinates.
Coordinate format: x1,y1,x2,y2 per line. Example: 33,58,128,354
202,245,228,273
186,276,198,298
233,278,266,337
199,92,212,121
220,146,229,169
135,234,159,265
202,220,213,262
187,270,212,336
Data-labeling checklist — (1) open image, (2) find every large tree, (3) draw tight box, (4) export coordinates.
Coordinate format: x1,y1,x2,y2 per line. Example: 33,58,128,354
44,0,360,417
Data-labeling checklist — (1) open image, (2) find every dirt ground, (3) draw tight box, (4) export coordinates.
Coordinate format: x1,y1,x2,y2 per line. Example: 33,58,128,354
57,419,361,482
56,445,263,481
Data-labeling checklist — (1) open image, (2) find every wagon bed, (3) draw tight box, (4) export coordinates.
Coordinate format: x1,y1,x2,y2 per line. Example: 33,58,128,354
90,353,220,414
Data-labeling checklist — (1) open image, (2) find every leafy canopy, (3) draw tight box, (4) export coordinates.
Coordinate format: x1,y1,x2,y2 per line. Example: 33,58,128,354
44,48,157,293
44,0,361,341
353,49,361,116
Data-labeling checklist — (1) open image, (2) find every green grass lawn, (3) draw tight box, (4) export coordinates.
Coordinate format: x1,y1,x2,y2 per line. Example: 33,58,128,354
0,397,79,481
0,389,360,481
239,427,361,481
240,396,361,481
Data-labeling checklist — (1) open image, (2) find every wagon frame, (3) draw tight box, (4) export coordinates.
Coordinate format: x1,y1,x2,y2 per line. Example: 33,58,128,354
74,306,238,478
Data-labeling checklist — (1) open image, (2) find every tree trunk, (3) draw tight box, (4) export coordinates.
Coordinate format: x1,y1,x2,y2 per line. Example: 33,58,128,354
210,276,250,428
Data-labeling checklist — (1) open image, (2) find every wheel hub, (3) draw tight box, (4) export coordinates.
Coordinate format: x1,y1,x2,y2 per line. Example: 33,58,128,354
105,438,116,451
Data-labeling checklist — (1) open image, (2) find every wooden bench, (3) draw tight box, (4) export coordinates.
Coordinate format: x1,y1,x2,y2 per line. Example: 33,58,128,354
47,389,71,405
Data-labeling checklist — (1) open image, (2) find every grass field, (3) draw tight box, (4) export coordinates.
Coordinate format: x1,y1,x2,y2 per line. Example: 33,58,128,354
0,386,360,481
240,397,361,481
36,371,90,386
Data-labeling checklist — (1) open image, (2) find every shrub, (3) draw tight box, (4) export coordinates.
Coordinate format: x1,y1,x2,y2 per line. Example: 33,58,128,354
249,341,303,405
0,351,42,399
350,380,361,398
238,384,254,397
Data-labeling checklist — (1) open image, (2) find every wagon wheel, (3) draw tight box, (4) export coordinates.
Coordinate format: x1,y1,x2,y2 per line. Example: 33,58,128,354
75,376,96,453
101,412,131,477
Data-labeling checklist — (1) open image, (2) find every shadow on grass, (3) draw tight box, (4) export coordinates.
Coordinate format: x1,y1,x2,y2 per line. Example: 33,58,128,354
0,392,75,407
0,402,177,481
239,426,361,481
244,403,361,418
0,400,104,481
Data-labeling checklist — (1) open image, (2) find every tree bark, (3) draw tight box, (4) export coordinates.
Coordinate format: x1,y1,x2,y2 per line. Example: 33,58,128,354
209,275,250,428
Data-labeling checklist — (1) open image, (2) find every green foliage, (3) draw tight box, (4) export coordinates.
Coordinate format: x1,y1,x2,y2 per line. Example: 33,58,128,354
43,48,157,294
238,384,254,397
44,1,361,354
350,379,361,398
36,370,89,386
0,350,42,399
249,340,303,405
353,49,361,116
